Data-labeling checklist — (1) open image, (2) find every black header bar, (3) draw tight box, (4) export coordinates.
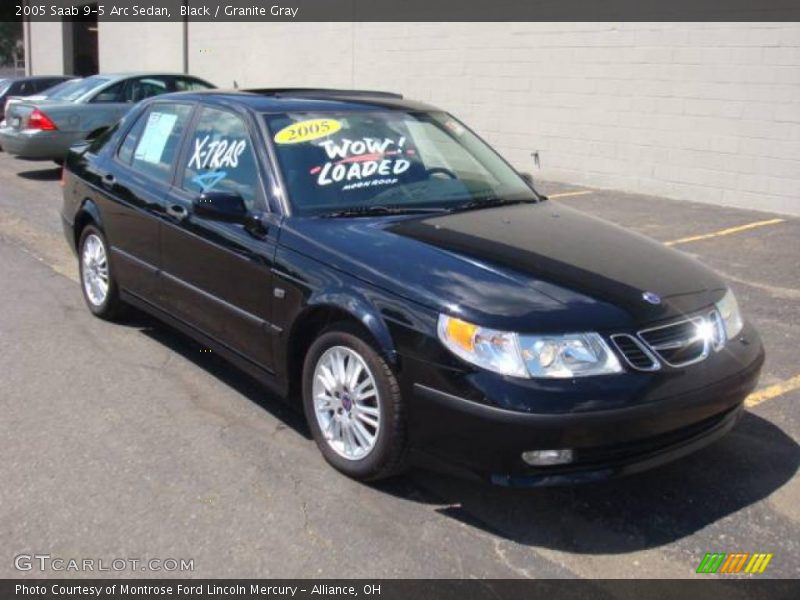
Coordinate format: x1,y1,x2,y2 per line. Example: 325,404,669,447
5,0,800,22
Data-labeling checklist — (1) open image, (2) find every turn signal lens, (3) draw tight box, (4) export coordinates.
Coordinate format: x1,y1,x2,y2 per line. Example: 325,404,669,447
443,316,478,352
28,109,58,131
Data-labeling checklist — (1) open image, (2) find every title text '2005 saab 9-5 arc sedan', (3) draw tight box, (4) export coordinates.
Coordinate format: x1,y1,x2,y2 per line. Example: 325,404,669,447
61,89,763,486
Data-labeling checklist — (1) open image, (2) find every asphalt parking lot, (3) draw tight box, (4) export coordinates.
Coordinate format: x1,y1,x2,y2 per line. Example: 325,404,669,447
0,152,798,580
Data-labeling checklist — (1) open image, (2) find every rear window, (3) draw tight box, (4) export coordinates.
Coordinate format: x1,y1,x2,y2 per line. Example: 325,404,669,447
49,76,110,102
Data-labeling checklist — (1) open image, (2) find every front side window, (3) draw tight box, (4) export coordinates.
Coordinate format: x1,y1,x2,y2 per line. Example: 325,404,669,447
182,107,261,210
90,80,125,104
120,103,194,183
124,77,170,103
174,77,214,92
264,111,535,215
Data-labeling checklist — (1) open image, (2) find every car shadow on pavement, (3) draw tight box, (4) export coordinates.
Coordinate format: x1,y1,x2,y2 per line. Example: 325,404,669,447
17,166,62,181
377,412,799,554
117,308,312,438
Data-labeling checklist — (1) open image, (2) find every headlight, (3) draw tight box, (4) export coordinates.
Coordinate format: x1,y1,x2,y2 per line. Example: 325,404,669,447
518,333,623,378
715,289,744,340
437,315,622,379
437,315,528,377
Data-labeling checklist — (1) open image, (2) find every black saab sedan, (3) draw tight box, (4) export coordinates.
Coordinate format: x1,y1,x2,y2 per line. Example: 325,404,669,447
61,89,764,486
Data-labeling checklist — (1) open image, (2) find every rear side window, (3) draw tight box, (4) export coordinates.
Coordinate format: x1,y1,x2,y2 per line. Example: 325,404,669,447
118,103,194,183
182,107,261,210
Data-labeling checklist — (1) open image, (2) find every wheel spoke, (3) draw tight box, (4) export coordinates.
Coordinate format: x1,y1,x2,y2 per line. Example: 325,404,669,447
353,378,376,401
316,365,337,393
355,403,379,416
316,392,334,411
352,420,374,448
356,410,379,430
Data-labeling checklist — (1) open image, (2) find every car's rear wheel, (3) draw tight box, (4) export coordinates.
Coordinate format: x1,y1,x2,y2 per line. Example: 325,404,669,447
302,325,408,481
78,225,125,320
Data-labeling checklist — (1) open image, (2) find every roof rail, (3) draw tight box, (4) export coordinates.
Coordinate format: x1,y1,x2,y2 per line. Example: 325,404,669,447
243,88,403,99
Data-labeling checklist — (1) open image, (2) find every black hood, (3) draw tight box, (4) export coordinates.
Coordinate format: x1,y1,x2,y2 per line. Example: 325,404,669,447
282,202,726,333
387,202,726,323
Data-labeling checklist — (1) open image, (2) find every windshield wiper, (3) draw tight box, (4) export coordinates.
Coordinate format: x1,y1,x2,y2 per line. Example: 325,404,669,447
450,197,534,213
320,206,450,218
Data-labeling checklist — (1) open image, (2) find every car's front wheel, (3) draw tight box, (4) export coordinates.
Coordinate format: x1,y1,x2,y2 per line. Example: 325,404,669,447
78,225,125,320
302,326,408,481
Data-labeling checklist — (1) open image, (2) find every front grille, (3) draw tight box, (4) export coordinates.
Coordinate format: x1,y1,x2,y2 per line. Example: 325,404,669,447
638,316,709,367
611,334,660,371
610,309,725,372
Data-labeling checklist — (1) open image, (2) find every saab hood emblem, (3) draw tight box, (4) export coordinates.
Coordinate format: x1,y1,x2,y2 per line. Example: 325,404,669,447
642,291,662,305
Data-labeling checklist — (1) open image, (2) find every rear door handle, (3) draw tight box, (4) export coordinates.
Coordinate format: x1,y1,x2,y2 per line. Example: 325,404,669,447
166,204,189,221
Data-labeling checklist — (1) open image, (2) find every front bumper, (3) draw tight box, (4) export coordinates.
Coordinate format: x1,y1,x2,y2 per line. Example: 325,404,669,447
0,127,80,160
405,322,764,485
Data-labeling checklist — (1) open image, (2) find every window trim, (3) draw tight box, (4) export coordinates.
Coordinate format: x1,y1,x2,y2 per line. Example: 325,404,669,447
175,103,270,213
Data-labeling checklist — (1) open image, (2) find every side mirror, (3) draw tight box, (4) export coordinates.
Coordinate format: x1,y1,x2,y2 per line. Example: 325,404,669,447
193,191,248,223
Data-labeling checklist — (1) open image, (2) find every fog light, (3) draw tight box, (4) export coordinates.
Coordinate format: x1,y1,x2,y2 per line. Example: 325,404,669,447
521,449,574,466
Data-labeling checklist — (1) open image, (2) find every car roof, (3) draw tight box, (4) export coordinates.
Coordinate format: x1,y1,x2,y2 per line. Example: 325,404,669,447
150,88,441,113
1,75,73,82
73,73,210,86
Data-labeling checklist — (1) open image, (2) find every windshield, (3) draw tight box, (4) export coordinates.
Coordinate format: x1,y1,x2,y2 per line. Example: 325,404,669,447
264,111,537,216
48,76,109,102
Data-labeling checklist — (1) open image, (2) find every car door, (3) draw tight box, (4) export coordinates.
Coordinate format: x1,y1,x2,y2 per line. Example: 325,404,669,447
159,105,280,371
97,101,195,302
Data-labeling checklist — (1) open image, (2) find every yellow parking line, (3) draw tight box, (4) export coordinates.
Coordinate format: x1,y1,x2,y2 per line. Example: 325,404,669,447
548,190,593,199
746,374,800,408
664,218,785,247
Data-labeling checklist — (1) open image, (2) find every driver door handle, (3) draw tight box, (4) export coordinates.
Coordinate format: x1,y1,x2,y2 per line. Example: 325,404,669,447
166,204,189,221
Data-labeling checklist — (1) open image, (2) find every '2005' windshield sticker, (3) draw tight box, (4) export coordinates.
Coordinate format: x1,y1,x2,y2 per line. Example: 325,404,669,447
188,135,248,191
134,111,178,164
274,118,343,145
309,136,411,191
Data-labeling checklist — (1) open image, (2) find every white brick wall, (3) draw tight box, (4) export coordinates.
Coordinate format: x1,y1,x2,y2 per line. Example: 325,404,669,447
27,22,65,75
98,22,184,73
50,22,800,215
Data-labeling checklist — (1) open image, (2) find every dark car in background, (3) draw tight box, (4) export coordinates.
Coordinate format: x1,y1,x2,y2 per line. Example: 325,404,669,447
0,75,73,123
60,89,764,486
0,73,214,162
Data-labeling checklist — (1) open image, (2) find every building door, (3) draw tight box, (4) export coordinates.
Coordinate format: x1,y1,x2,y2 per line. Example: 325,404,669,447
62,3,98,76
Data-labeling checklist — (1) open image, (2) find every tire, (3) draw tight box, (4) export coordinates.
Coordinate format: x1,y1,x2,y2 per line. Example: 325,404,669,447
302,324,408,481
78,225,125,320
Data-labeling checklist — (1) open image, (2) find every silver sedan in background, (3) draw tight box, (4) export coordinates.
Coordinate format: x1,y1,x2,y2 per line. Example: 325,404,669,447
0,73,215,162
